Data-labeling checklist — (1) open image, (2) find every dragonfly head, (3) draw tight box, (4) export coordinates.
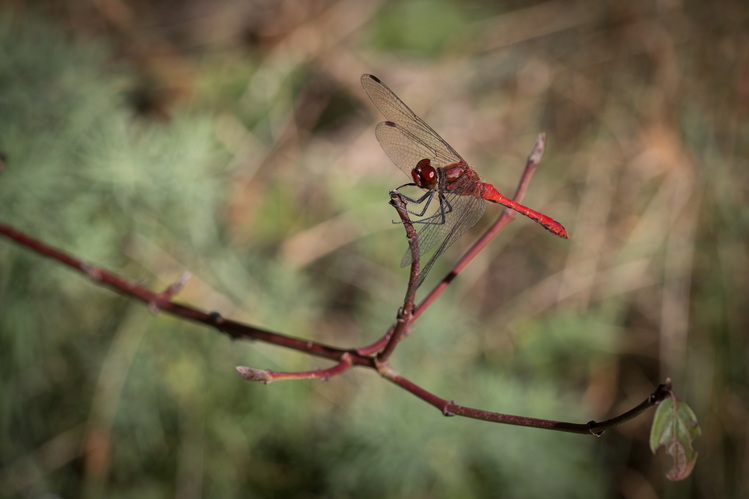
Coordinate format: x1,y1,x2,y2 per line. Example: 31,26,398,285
412,159,439,190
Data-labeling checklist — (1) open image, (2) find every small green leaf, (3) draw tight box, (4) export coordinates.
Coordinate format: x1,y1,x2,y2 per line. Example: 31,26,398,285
650,395,701,481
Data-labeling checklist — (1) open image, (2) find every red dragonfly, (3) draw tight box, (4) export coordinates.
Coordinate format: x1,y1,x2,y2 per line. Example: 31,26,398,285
361,74,569,287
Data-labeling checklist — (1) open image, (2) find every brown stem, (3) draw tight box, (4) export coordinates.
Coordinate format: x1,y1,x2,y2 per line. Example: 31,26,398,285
0,221,667,433
0,224,370,368
380,365,672,435
376,192,420,363
237,353,354,384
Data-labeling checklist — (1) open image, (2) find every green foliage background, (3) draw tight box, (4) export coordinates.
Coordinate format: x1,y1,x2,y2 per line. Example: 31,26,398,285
1,1,747,497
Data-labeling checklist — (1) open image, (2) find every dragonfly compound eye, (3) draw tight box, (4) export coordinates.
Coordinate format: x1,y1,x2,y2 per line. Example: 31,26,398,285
412,159,438,189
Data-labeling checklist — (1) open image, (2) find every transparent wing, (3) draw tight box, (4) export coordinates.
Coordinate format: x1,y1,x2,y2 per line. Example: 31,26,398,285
362,74,464,173
374,121,460,177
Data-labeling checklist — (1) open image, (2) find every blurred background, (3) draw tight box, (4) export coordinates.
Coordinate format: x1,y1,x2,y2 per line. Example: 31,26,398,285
0,0,747,497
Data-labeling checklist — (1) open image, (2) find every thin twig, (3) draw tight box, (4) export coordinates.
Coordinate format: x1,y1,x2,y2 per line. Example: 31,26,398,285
379,365,672,435
237,353,354,384
0,221,668,433
0,224,367,367
376,191,420,363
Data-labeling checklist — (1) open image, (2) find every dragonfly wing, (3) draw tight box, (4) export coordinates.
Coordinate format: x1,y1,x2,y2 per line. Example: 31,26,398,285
375,121,458,177
362,74,464,170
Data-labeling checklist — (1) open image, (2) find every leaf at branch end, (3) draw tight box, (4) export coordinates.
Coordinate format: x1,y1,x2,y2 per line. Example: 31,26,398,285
649,396,701,481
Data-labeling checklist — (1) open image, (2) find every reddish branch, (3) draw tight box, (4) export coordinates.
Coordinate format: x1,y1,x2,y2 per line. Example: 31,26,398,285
0,134,672,434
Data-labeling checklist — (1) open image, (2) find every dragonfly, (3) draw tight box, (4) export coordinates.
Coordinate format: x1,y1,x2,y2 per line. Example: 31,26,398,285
361,74,569,287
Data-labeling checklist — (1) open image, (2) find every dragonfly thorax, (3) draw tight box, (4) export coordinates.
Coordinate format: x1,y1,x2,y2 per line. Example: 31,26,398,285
411,159,439,190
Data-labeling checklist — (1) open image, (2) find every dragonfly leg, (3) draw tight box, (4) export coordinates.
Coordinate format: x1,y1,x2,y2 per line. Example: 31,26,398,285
393,187,439,218
409,192,454,226
392,186,457,226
